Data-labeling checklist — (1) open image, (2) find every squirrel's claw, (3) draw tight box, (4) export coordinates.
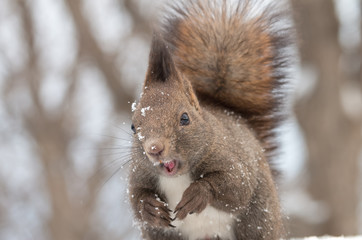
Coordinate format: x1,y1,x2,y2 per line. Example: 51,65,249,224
174,181,211,220
139,194,173,228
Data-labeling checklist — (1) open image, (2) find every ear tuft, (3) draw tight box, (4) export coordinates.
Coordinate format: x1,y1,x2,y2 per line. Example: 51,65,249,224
147,33,177,82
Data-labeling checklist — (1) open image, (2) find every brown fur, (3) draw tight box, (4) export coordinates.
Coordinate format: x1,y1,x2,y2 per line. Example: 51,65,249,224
163,0,291,164
129,0,291,239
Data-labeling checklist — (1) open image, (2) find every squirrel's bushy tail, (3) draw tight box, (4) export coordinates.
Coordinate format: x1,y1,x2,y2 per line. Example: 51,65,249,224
162,0,292,164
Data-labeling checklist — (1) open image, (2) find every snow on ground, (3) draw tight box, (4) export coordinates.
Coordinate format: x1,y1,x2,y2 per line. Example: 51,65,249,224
292,236,362,240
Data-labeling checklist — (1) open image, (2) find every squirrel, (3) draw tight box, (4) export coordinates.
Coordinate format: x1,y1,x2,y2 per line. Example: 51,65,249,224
128,0,291,239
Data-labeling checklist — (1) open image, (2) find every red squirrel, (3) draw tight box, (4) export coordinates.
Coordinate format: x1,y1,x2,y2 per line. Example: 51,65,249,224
128,0,291,239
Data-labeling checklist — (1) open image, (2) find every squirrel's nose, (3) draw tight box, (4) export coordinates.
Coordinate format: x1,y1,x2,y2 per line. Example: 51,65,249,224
146,140,164,156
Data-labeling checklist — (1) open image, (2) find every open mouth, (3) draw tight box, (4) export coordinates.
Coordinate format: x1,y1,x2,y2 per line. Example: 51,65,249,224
160,160,178,176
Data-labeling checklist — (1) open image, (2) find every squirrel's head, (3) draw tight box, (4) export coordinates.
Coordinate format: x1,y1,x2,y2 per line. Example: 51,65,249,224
131,34,210,177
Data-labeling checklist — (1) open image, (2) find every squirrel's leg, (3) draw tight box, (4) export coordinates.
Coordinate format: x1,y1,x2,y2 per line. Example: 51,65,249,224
132,189,184,239
232,178,285,240
144,228,183,240
131,189,174,229
233,205,284,240
174,171,255,220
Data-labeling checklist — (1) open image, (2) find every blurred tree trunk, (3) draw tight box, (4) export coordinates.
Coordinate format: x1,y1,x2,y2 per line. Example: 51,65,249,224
1,0,155,239
290,0,362,237
16,1,95,239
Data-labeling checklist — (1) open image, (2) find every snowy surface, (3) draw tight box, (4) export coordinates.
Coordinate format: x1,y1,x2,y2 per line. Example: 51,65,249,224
292,237,362,240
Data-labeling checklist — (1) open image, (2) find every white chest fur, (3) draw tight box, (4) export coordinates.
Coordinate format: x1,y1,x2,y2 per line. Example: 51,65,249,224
158,174,235,240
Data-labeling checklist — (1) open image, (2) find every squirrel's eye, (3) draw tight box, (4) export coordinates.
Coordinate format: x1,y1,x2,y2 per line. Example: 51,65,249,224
131,124,136,134
180,113,190,126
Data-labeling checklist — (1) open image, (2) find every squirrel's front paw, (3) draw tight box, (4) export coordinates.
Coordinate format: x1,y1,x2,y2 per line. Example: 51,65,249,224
139,194,174,228
174,180,212,220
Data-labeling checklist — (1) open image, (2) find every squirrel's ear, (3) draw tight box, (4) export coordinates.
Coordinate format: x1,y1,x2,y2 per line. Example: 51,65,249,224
145,33,201,112
145,33,177,83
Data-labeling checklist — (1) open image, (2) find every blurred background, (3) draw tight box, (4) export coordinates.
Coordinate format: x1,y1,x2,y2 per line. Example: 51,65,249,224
0,0,361,239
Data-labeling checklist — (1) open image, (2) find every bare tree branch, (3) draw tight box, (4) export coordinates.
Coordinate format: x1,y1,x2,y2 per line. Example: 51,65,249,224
65,0,135,114
123,0,153,37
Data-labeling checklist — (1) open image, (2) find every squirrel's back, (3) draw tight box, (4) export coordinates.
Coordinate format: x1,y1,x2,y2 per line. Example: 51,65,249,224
161,0,292,165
